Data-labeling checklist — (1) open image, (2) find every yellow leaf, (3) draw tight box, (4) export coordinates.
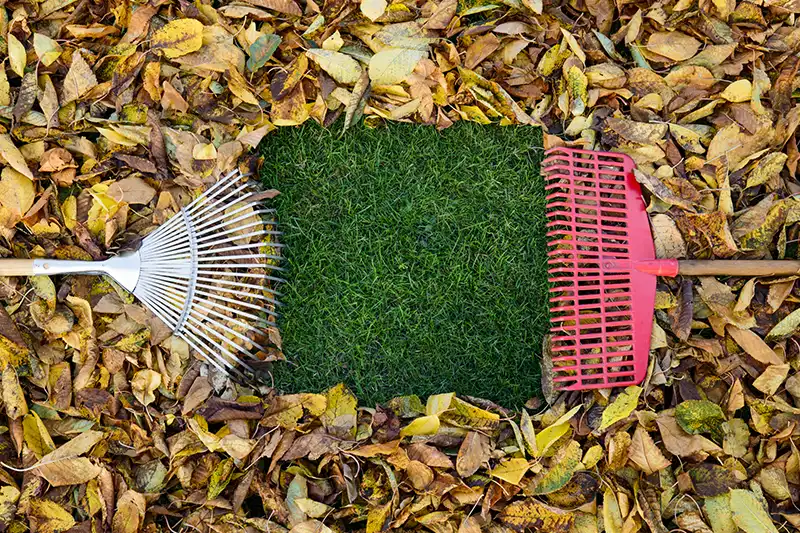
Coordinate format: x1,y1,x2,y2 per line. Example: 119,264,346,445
720,79,752,103
598,386,642,431
95,126,139,147
0,168,35,222
366,502,392,533
361,0,387,21
111,490,147,533
369,48,426,85
193,143,218,160
321,383,358,438
151,18,204,59
490,457,529,485
7,33,26,77
400,414,440,436
499,498,574,532
529,440,582,494
0,64,10,106
62,196,77,231
534,422,570,458
426,392,454,415
0,133,35,179
30,499,76,533
33,33,62,67
23,412,56,458
534,404,580,457
307,49,362,85
603,489,623,533
560,29,586,64
228,67,260,105
566,66,588,116
520,409,538,456
131,369,161,406
295,498,332,518
322,30,345,51
752,364,790,396
582,444,603,469
3,366,28,420
730,489,780,533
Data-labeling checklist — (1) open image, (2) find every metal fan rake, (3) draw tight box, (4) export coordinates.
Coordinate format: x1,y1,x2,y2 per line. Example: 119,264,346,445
1,170,283,380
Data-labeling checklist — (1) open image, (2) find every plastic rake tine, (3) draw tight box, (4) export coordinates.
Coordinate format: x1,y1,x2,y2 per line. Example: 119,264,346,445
544,147,800,392
0,169,284,381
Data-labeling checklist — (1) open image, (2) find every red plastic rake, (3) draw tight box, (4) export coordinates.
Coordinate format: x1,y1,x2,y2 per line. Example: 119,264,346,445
543,147,800,391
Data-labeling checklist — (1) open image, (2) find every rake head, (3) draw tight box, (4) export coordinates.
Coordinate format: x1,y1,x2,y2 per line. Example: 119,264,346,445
543,148,653,391
134,170,284,380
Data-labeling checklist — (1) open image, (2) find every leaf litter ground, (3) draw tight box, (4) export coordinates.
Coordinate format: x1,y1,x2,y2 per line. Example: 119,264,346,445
261,123,547,406
0,0,798,531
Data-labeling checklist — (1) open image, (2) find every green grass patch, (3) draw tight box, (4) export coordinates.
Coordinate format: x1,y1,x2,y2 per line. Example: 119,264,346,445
260,122,546,407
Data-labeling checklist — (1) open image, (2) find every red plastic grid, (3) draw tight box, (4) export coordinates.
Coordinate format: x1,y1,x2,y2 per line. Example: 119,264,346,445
543,148,654,391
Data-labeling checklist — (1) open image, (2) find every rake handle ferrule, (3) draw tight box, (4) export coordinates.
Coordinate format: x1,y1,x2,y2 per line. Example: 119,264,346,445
677,260,800,277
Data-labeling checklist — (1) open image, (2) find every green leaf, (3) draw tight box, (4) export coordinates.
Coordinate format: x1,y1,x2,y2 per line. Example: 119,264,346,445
730,489,779,533
675,399,726,441
286,474,308,525
528,440,582,495
599,386,641,431
247,34,282,72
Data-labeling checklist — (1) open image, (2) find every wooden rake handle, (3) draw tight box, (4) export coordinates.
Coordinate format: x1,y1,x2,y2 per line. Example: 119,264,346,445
678,260,800,277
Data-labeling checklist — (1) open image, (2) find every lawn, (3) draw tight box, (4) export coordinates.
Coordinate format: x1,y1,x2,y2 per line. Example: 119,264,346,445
260,123,547,406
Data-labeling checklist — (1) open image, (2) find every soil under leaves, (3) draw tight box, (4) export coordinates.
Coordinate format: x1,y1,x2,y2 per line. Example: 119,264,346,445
0,0,798,531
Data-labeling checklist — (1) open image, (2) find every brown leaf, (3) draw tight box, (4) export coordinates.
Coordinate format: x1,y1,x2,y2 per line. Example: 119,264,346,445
628,425,671,474
408,442,454,469
656,415,721,458
247,0,302,15
456,431,489,477
34,430,104,486
465,34,500,70
727,325,784,365
62,51,98,103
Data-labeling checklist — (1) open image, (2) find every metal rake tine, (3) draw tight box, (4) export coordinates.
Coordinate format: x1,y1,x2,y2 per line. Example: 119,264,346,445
137,284,258,373
196,270,286,283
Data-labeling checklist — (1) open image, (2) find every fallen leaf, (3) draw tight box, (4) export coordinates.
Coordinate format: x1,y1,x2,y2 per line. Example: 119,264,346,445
499,498,574,532
730,489,779,533
627,425,670,474
151,18,204,58
456,430,490,477
307,49,362,85
369,48,427,85
490,457,529,485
